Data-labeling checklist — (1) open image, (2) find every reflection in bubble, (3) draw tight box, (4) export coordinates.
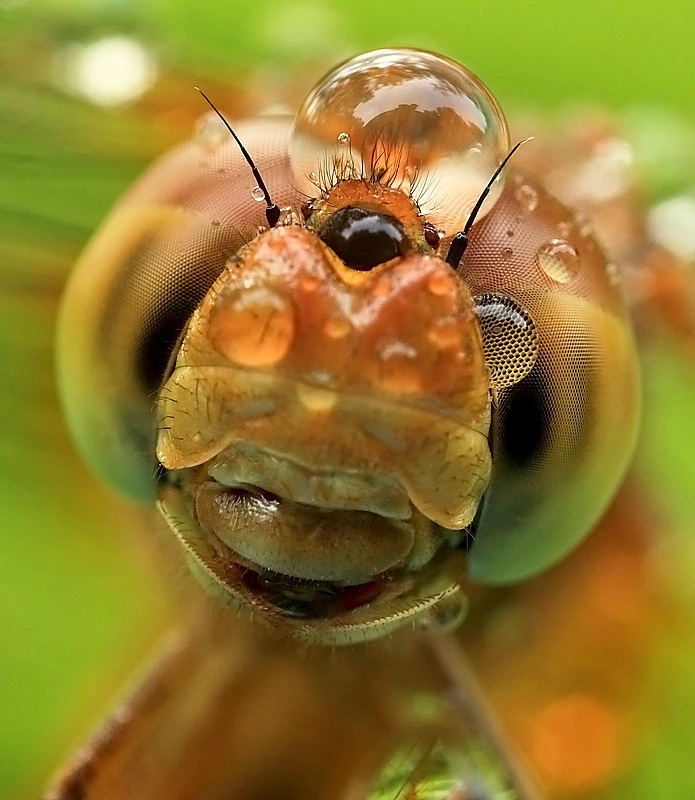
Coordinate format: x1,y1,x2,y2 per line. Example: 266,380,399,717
290,49,510,235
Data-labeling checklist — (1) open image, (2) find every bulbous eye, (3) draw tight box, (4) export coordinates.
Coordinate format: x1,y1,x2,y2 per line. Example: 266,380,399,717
458,177,640,584
57,210,230,502
318,206,409,270
57,117,304,502
290,48,510,235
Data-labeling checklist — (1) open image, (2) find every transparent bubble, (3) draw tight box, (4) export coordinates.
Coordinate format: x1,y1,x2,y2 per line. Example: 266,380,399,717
514,182,539,212
606,261,622,287
290,49,510,235
210,286,295,368
194,110,228,153
536,238,581,284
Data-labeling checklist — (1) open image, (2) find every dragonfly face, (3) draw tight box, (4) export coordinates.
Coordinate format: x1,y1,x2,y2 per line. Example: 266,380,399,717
57,49,640,644
155,183,492,641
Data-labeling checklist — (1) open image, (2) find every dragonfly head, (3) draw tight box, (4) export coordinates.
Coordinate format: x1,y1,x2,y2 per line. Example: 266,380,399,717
156,183,491,643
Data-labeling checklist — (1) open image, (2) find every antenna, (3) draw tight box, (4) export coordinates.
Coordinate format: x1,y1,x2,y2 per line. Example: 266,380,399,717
446,138,534,270
194,87,281,228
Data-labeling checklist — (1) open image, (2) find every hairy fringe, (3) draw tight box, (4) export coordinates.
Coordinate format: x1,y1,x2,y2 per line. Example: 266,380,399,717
306,130,441,215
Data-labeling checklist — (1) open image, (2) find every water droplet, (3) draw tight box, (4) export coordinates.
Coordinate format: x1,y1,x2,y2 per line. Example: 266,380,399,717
427,319,462,350
378,341,421,394
300,275,320,293
324,315,352,339
308,170,317,181
558,220,573,238
536,238,580,283
195,111,228,152
514,183,538,212
251,186,265,202
211,219,221,227
501,246,513,261
373,277,392,297
606,261,621,287
426,270,456,296
211,286,295,367
289,49,511,235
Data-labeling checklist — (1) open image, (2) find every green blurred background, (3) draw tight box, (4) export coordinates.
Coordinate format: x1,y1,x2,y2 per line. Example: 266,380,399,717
1,0,695,798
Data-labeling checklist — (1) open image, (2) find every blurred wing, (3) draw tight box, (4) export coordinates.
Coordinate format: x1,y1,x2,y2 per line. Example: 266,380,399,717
46,601,542,800
45,604,396,800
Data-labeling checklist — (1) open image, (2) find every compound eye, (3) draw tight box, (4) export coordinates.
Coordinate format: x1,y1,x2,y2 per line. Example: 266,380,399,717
319,206,409,270
474,293,538,390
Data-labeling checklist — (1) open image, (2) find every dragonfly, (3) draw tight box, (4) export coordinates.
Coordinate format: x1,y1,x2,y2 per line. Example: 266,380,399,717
39,47,690,800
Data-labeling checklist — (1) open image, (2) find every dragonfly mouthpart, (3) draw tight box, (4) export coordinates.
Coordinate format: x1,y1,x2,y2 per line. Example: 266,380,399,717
209,442,413,522
157,473,465,644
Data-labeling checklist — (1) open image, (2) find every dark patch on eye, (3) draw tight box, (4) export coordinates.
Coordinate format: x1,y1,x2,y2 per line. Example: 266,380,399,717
498,372,550,467
137,301,196,393
100,223,233,400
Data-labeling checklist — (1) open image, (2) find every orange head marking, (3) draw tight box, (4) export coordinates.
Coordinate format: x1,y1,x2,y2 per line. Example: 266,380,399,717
189,224,488,419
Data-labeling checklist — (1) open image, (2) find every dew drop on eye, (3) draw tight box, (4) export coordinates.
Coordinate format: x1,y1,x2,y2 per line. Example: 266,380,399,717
536,238,581,284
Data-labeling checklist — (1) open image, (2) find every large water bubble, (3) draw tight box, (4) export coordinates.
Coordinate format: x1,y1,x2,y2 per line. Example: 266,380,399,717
290,49,511,235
